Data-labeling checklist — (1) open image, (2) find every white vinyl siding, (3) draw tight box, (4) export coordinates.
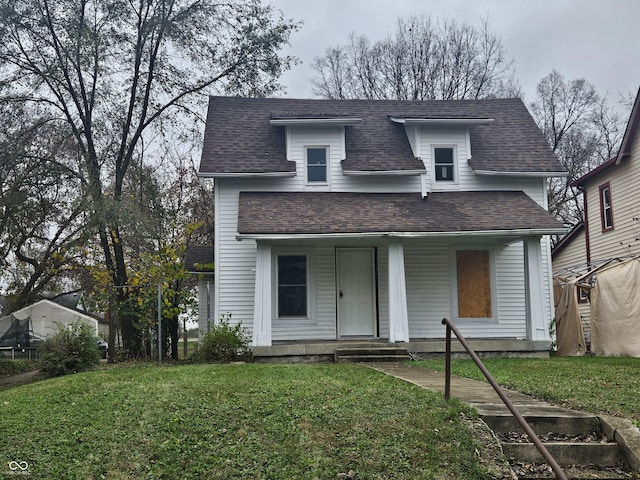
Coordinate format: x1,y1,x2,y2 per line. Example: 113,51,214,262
212,123,556,344
403,240,528,339
420,127,467,191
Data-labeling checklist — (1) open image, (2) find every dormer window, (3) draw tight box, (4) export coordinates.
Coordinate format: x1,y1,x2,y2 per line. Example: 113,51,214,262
306,147,328,184
433,146,457,182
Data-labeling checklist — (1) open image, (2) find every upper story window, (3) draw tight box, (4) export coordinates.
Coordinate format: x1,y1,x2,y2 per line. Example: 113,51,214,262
599,182,614,232
433,146,456,182
306,147,328,184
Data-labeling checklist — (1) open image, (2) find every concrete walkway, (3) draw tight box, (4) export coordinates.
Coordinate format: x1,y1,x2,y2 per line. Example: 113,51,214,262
366,362,640,472
367,362,583,416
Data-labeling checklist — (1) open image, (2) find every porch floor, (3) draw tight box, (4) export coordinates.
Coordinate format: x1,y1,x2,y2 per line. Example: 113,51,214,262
251,338,550,362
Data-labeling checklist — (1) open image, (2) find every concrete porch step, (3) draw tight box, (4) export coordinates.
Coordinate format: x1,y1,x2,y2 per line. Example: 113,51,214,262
482,411,628,474
333,347,410,363
480,409,600,437
510,463,634,479
502,441,624,467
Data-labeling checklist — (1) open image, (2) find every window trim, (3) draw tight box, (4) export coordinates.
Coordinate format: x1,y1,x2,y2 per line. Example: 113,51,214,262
305,146,329,185
577,286,590,304
432,144,458,185
450,246,497,323
272,248,316,321
598,182,614,232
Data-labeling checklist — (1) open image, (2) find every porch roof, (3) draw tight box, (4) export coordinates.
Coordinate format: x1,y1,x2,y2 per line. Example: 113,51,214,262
237,191,567,239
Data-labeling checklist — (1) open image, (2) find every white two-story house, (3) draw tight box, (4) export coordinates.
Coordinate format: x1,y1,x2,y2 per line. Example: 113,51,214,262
198,96,567,359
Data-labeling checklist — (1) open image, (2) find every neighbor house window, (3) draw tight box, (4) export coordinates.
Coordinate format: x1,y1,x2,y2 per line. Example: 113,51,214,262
433,146,456,182
306,147,328,183
599,182,614,231
455,249,493,319
577,287,590,304
277,255,308,317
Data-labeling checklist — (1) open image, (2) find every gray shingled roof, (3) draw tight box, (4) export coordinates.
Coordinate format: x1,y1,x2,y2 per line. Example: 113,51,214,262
199,96,564,176
237,191,566,236
184,245,214,273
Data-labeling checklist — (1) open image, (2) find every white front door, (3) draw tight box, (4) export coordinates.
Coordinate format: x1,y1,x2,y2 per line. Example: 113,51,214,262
337,248,376,337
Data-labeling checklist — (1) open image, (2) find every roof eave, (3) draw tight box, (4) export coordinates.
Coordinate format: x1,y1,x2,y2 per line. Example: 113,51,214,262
237,227,567,241
471,169,568,178
269,118,362,126
389,116,495,126
342,169,425,176
615,86,640,165
198,171,296,179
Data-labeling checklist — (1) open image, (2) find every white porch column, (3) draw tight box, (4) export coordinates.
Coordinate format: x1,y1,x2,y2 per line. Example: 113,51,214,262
388,239,409,343
524,237,549,341
252,242,272,346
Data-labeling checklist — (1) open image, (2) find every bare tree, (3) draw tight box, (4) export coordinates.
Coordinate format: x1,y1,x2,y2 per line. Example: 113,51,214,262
530,70,625,230
0,104,89,312
0,0,299,355
311,16,520,100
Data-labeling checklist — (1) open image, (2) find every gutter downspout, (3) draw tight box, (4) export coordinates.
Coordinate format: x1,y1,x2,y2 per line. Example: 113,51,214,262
580,185,592,266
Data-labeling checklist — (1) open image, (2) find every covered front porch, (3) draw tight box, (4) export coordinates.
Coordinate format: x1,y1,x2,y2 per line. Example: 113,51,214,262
237,190,567,350
249,235,554,348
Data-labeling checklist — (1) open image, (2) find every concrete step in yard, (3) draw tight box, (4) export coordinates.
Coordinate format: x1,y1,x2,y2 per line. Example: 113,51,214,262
479,409,634,479
333,347,410,363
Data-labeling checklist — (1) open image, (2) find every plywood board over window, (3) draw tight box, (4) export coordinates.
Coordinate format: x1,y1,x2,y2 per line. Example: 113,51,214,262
457,250,492,318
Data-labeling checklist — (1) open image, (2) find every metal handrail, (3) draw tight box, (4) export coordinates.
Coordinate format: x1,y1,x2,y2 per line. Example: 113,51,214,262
441,317,567,480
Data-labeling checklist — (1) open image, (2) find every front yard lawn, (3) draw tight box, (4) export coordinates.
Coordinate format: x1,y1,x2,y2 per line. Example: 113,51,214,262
0,363,508,479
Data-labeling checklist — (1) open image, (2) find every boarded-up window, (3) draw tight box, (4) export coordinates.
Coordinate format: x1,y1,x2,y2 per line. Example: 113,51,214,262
457,250,492,318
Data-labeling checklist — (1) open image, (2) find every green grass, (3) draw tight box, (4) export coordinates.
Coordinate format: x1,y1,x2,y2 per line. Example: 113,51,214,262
416,356,640,422
0,363,503,480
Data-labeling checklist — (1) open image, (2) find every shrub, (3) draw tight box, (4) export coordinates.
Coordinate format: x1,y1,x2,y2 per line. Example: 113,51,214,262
0,359,38,377
39,323,101,376
193,314,251,363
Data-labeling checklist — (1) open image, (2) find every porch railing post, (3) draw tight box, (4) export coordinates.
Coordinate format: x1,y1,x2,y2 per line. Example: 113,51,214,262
440,317,567,480
444,321,451,401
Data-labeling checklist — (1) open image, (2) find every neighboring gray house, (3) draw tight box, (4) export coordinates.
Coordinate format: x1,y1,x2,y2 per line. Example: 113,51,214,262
198,96,567,358
0,299,101,349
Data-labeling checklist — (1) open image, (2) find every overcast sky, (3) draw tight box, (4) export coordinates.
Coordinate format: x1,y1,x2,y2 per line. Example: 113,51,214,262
268,0,640,113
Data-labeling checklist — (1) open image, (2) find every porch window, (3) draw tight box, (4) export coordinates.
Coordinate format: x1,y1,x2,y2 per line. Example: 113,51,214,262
599,182,614,231
277,255,308,317
455,249,493,319
306,147,328,183
433,146,456,182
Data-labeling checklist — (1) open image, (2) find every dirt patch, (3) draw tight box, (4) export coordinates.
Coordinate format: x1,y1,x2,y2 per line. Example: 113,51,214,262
510,462,635,479
464,416,517,479
0,370,46,391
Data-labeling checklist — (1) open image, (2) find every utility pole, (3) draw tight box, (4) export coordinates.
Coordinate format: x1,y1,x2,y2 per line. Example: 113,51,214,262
157,283,162,362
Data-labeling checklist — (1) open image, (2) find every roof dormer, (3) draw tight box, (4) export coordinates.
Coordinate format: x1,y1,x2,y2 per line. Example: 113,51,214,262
269,116,361,165
388,115,494,158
